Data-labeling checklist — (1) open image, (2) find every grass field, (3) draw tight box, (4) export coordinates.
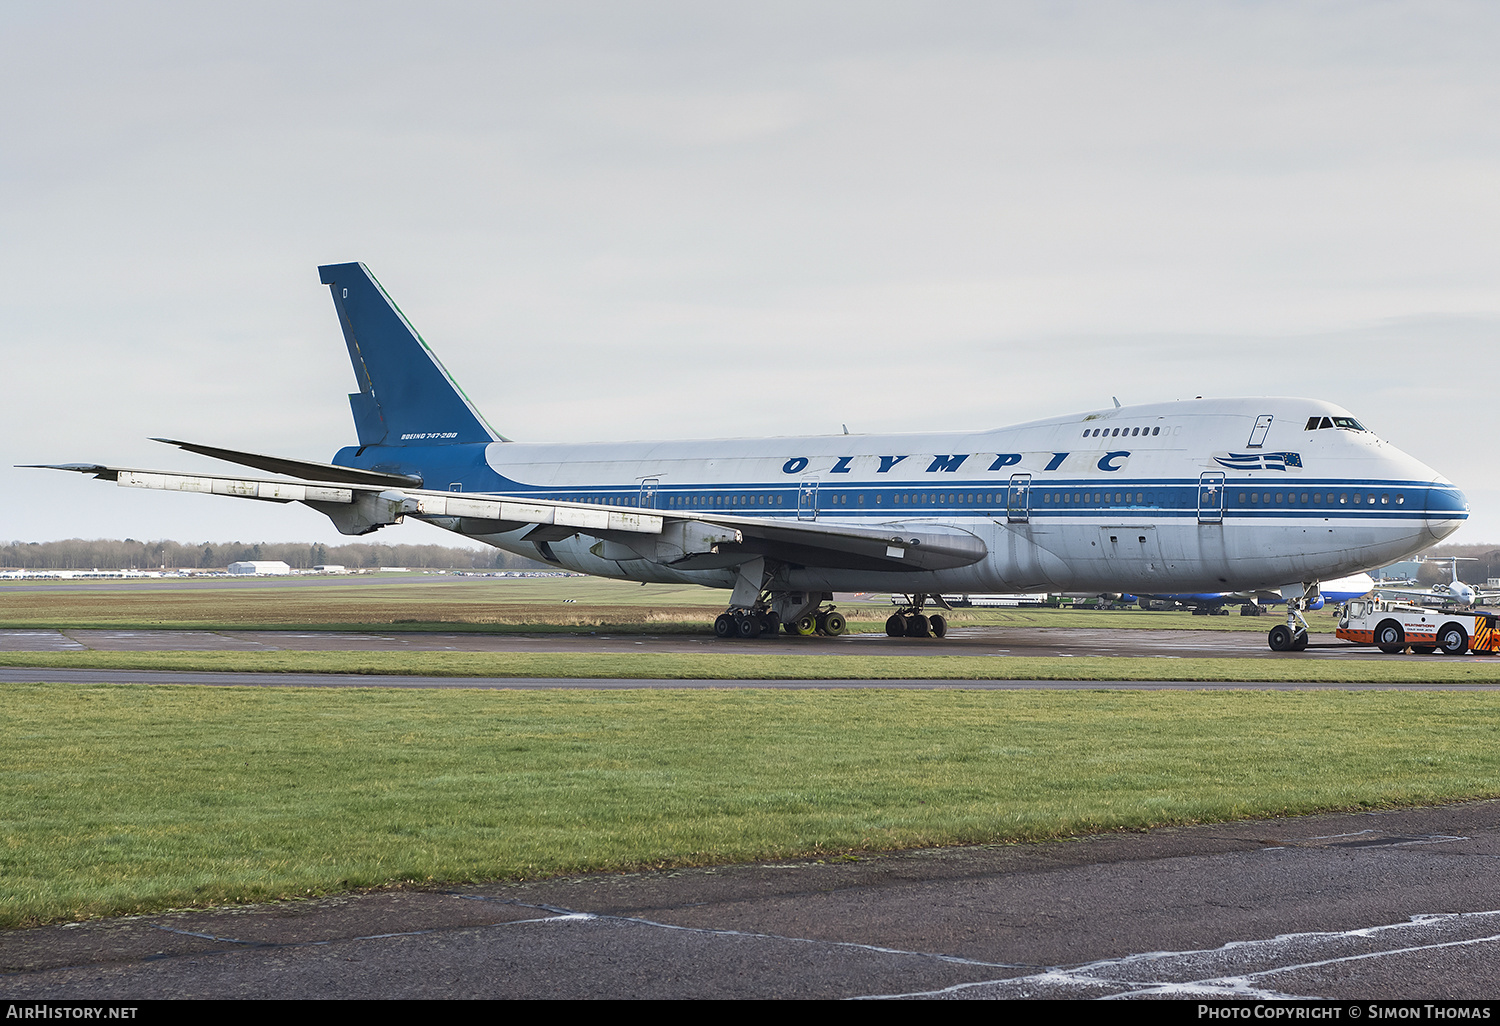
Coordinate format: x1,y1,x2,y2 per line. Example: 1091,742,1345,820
0,574,1326,633
3,683,1497,928
5,574,1494,930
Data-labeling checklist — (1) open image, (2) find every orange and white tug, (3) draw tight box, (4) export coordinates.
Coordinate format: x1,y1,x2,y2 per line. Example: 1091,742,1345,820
1337,595,1499,655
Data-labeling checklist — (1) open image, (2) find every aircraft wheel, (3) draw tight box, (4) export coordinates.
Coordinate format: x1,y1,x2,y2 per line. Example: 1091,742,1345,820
1290,631,1308,651
907,614,931,638
735,613,761,639
792,614,817,637
759,612,781,637
885,614,906,638
823,611,847,635
714,613,736,639
1412,646,1436,655
1267,625,1293,651
1374,620,1405,654
1438,625,1469,656
929,613,947,638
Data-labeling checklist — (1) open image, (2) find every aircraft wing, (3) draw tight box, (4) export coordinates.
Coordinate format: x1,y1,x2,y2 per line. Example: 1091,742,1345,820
30,463,986,573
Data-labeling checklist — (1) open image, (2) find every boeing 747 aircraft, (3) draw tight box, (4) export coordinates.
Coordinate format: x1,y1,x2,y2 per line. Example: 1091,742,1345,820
33,262,1470,651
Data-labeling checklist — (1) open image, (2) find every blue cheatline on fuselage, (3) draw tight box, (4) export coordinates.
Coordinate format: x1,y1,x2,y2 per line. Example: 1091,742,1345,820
329,437,1461,526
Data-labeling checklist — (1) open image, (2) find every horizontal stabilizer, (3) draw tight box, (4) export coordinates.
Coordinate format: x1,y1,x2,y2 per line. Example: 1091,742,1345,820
151,438,423,488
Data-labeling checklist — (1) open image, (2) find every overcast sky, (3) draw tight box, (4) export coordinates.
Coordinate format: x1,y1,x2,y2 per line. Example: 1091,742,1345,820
3,1,1498,549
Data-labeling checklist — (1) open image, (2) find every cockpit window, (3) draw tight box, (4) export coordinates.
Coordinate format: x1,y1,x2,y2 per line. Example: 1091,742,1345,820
1305,416,1366,431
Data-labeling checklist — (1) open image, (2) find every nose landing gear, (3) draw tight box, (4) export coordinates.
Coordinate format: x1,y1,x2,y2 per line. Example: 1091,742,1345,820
885,594,949,639
1267,582,1319,652
1267,623,1309,651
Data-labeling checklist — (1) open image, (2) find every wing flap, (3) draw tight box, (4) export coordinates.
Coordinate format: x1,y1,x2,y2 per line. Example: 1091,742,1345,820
691,514,988,572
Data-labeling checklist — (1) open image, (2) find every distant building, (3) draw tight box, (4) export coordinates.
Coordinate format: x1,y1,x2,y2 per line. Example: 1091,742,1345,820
313,564,346,573
1375,560,1421,582
227,560,292,576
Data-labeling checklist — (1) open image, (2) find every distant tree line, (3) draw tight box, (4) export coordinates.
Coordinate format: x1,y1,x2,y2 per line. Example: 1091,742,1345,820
0,538,551,571
7,537,1494,580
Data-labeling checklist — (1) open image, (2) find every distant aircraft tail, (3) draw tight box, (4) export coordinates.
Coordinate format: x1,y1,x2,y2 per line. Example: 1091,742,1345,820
317,262,505,447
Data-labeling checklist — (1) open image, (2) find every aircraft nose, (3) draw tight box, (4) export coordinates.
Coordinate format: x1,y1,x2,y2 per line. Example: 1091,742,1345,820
1423,480,1468,542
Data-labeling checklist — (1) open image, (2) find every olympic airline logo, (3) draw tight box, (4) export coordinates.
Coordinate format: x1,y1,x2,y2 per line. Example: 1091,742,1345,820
779,451,1132,475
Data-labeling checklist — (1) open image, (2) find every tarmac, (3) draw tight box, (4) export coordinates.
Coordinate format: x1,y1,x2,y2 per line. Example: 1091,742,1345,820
3,801,1498,999
0,623,1473,659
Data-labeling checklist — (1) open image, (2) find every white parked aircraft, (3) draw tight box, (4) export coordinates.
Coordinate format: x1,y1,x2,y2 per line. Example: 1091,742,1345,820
32,263,1469,651
1372,557,1497,609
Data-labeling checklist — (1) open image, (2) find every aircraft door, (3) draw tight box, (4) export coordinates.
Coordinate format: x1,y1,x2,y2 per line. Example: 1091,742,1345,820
1197,472,1226,524
1007,473,1031,523
638,478,659,509
1247,415,1273,448
798,478,819,521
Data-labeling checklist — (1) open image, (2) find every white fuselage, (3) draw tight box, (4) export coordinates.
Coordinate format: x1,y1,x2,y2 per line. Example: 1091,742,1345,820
437,397,1464,596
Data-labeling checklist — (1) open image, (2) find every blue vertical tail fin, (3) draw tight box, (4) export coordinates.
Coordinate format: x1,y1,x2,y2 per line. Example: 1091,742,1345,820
317,262,506,447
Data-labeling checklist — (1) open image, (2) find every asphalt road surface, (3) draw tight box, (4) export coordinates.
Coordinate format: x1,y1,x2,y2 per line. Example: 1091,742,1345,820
0,624,1472,660
4,801,1498,999
5,624,1498,689
3,667,1498,690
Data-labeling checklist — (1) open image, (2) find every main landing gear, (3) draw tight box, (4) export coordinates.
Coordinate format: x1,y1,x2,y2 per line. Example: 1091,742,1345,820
713,603,849,639
885,593,949,639
712,568,849,640
714,607,783,639
1266,582,1319,652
